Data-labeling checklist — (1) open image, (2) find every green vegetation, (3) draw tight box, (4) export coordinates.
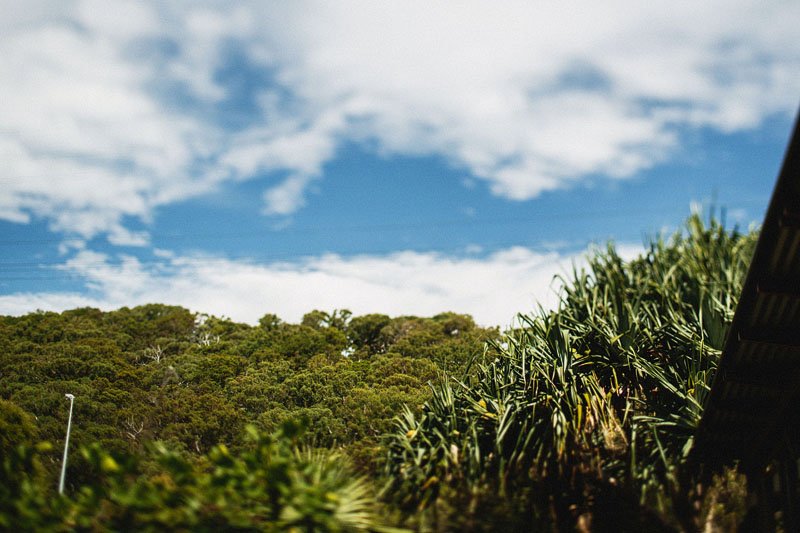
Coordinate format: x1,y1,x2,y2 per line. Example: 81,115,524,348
3,422,400,532
0,216,760,530
384,215,756,530
0,305,494,531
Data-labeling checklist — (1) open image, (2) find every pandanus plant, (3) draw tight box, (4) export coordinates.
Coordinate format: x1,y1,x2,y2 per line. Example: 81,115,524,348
383,214,756,529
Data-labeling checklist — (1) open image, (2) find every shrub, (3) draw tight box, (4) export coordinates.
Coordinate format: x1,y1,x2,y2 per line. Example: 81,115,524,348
383,215,757,529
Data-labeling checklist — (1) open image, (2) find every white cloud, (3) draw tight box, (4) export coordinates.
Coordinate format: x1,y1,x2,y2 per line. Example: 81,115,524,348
0,0,798,238
0,2,214,241
0,293,100,317
0,244,644,327
261,174,313,216
246,0,799,205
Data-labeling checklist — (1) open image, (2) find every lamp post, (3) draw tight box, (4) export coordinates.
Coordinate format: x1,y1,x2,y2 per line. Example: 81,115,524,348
58,393,75,495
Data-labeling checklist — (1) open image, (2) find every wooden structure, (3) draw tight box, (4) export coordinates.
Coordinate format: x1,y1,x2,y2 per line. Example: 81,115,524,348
693,114,800,528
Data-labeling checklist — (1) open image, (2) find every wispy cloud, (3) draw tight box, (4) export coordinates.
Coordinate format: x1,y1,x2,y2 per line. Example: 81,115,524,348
0,244,642,326
1,0,798,241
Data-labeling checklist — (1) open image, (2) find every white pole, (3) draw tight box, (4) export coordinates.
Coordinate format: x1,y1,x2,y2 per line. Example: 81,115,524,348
58,394,75,495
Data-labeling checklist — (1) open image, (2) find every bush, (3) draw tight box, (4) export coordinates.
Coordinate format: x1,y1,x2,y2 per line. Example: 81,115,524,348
382,216,757,529
2,422,398,532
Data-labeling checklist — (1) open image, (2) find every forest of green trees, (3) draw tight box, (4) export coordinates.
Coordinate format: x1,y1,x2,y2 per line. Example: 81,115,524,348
1,216,761,531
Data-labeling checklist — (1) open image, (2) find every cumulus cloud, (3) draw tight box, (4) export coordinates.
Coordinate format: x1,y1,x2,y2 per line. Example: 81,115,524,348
0,0,798,240
0,244,642,327
0,0,216,240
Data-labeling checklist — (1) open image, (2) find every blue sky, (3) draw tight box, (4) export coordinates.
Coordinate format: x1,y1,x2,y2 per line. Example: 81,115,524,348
0,1,798,326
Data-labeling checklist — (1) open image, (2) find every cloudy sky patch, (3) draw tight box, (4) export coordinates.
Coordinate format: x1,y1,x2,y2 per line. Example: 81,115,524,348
0,0,797,324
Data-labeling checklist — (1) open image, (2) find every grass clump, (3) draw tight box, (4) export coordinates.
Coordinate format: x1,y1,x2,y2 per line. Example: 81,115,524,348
383,215,757,530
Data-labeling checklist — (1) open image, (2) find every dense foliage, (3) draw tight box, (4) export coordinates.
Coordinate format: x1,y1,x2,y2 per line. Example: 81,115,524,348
0,307,494,462
0,306,494,530
1,216,760,530
384,215,757,530
3,422,401,532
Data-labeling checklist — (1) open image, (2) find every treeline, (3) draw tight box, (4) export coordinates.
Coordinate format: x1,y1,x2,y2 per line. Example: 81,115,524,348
1,216,766,530
0,306,495,466
1,306,497,530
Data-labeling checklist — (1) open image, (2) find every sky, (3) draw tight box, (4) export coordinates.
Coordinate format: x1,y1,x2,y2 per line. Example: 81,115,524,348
1,0,798,327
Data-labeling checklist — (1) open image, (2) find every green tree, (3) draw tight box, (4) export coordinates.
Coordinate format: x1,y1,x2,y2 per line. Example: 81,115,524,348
347,314,392,356
0,399,39,455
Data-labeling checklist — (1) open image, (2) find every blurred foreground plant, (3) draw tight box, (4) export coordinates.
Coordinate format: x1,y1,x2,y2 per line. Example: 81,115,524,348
3,421,401,532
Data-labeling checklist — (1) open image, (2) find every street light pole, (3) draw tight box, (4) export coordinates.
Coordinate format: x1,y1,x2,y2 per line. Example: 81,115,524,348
58,393,75,495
